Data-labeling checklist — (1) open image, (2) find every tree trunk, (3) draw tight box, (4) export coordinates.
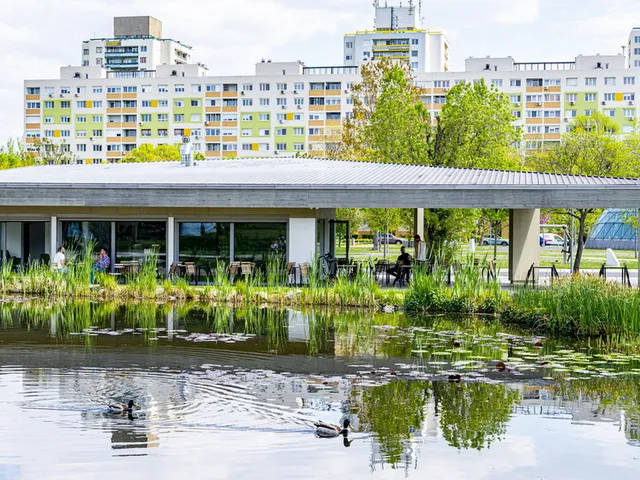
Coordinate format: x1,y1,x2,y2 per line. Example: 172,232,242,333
573,209,589,273
373,232,380,251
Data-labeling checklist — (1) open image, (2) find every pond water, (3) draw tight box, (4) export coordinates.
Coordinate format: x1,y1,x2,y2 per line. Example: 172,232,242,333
0,301,639,479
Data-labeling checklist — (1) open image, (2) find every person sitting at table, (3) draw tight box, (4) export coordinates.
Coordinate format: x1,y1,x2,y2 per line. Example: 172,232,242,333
91,248,111,283
387,247,412,286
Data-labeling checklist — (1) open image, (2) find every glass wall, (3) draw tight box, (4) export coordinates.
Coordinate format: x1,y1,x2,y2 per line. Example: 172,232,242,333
179,222,231,275
61,221,111,257
116,222,166,272
234,223,287,268
0,222,4,264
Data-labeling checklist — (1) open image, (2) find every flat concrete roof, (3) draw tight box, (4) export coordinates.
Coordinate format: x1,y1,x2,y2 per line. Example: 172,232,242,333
1,157,639,209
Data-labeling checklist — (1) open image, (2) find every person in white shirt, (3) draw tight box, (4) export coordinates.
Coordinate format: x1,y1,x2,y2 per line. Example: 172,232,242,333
413,235,427,263
52,246,66,271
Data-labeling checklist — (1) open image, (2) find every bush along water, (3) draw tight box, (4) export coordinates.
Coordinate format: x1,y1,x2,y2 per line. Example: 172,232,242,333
502,276,640,336
404,257,508,315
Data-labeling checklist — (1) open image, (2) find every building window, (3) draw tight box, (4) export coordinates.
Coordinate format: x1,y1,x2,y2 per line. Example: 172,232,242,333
234,223,287,269
242,98,253,106
566,77,578,86
624,93,636,101
294,82,304,91
92,115,102,122
175,85,185,93
346,41,353,48
544,79,561,86
259,83,270,91
141,114,152,122
411,50,419,57
206,84,221,92
174,114,184,122
174,100,184,107
585,93,597,102
623,108,635,118
241,114,253,121
139,57,147,64
242,84,253,91
509,79,521,87
276,83,287,91
566,93,577,102
77,130,86,137
491,79,503,87
260,98,269,106
293,143,304,151
76,116,86,123
411,62,419,69
294,98,304,106
158,85,168,93
511,110,521,118
276,143,287,150
92,129,103,137
604,93,615,101
411,38,419,45
276,98,287,106
140,46,147,52
624,77,636,85
635,36,640,43
96,47,103,53
585,77,597,86
604,109,616,117
259,114,270,121
604,77,616,86
585,109,595,116
566,110,577,118
191,99,201,107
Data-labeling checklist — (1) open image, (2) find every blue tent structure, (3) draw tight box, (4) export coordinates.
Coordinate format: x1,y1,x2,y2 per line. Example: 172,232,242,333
586,209,638,250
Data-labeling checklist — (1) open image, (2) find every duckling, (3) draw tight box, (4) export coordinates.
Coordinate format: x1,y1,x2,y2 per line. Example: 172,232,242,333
108,400,137,414
314,418,351,438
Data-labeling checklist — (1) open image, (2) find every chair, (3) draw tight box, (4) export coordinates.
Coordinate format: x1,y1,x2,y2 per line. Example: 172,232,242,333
285,262,298,286
184,262,197,283
375,260,389,285
240,262,255,277
169,262,180,277
228,262,241,283
299,263,311,285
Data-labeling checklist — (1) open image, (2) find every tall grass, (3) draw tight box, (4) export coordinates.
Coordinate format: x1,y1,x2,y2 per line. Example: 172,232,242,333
127,249,158,298
509,276,640,336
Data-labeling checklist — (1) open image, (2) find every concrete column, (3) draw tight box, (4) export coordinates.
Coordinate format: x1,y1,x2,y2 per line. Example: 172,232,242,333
414,208,425,239
508,209,540,284
50,216,58,260
166,217,175,276
288,218,317,264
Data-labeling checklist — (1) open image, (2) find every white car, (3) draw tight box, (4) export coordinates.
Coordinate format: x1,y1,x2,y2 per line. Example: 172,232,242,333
540,233,565,247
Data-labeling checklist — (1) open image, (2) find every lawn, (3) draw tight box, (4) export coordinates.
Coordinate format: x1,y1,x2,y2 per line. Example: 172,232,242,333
336,242,639,270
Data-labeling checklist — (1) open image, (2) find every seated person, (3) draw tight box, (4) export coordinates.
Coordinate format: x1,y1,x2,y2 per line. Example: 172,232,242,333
387,247,413,286
93,248,111,273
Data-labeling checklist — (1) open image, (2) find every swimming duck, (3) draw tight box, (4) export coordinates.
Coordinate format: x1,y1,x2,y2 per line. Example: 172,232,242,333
108,400,137,414
314,418,351,438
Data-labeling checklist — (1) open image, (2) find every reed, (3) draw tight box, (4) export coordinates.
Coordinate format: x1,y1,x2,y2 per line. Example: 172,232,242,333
507,276,640,336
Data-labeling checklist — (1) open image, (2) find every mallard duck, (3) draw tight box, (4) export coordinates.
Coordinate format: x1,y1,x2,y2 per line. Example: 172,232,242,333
108,400,137,414
314,418,350,438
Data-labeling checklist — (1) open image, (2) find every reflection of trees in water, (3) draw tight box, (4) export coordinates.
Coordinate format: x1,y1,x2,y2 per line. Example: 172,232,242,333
351,380,428,468
351,380,522,467
433,382,520,451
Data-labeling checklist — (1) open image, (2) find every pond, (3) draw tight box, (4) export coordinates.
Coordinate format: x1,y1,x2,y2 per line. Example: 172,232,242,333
0,301,639,479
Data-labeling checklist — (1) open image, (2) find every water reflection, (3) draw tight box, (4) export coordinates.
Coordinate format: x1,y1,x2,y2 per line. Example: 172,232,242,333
1,301,640,477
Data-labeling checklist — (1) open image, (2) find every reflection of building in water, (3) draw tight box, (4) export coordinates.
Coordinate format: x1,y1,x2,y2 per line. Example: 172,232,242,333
111,422,160,451
287,310,309,343
513,385,621,424
624,412,640,445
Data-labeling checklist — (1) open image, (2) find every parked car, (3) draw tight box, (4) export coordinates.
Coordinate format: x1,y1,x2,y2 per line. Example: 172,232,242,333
481,235,509,246
375,233,405,245
540,233,565,247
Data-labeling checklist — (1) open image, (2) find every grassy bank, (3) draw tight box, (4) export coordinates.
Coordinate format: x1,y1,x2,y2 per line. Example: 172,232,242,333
3,255,640,337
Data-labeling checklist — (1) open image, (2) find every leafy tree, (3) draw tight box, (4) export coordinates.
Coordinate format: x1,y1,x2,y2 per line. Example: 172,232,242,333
432,79,522,169
339,59,430,164
0,139,34,170
123,143,182,163
527,112,636,272
31,138,74,164
336,208,363,236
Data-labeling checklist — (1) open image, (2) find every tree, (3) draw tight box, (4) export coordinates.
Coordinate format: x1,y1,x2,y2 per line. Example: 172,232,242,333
123,143,182,163
0,139,34,170
31,138,74,164
527,112,636,272
339,59,430,164
336,208,363,236
432,79,521,169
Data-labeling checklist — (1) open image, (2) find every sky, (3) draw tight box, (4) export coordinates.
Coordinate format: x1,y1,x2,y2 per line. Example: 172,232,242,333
3,0,640,144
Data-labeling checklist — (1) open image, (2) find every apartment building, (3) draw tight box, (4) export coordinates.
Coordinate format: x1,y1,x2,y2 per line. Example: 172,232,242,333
23,13,640,162
81,16,196,71
344,1,449,73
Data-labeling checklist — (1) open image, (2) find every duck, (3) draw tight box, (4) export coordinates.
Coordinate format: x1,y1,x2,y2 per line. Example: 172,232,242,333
108,400,137,414
314,418,351,438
